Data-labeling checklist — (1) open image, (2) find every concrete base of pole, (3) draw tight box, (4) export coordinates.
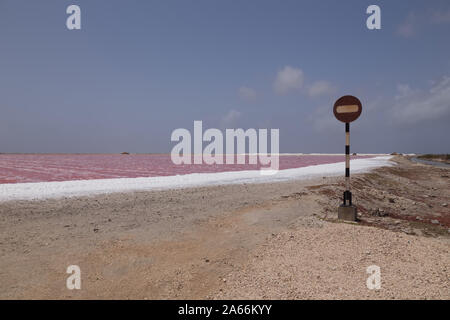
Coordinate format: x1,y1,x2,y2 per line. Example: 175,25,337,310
338,205,357,222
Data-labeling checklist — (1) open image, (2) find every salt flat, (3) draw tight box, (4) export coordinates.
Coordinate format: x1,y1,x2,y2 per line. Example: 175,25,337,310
0,156,393,201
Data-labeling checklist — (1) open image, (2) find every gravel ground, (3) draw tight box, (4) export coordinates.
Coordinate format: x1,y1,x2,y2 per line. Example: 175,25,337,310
215,221,450,299
0,156,449,299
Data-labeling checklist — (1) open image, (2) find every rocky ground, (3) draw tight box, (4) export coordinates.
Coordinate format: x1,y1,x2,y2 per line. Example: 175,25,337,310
0,156,449,299
316,156,450,237
215,156,450,299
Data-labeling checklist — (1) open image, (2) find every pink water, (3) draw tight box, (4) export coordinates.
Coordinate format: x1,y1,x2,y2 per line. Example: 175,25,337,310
0,154,373,184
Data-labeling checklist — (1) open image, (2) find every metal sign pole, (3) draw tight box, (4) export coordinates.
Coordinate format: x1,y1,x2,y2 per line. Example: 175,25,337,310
344,122,351,206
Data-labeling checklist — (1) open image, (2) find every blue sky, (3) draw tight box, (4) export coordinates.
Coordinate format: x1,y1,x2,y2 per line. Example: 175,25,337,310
1,0,449,153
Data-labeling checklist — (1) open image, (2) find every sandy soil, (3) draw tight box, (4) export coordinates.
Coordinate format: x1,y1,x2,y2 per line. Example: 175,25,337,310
0,156,449,299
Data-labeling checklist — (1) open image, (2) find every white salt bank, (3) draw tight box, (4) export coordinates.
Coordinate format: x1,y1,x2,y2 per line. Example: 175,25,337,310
0,156,393,202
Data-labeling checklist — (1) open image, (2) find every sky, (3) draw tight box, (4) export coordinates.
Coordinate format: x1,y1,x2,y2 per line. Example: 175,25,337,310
1,0,450,154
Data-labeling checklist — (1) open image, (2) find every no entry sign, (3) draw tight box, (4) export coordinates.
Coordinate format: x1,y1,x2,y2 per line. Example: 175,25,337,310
333,95,362,123
333,95,363,222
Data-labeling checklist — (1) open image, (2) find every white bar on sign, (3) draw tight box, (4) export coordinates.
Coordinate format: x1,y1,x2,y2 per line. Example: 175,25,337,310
336,105,359,113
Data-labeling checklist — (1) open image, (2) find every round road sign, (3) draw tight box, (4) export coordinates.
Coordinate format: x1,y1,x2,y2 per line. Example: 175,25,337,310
333,95,362,123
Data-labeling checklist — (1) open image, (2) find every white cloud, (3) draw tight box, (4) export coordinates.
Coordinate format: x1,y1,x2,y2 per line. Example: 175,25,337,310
307,81,336,97
365,96,384,112
274,66,304,95
309,105,339,132
395,84,414,100
392,76,450,124
396,10,450,38
238,86,257,101
220,109,241,128
396,13,416,38
431,10,450,24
